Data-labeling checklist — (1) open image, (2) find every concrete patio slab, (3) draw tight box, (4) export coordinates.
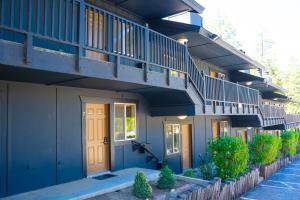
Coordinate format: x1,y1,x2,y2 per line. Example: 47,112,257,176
2,168,159,200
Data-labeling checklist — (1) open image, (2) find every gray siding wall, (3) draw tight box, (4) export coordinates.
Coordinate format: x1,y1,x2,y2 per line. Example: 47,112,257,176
0,80,247,197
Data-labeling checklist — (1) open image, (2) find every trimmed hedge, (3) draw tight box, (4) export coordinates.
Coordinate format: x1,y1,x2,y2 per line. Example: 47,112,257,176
250,134,282,165
281,131,298,156
209,136,249,181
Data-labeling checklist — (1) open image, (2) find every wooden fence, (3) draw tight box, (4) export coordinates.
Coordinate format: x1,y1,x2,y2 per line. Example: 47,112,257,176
170,169,259,200
259,157,289,180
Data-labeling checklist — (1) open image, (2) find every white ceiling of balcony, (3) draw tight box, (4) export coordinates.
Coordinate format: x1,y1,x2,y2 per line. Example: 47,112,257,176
150,20,265,70
106,0,204,19
175,30,265,70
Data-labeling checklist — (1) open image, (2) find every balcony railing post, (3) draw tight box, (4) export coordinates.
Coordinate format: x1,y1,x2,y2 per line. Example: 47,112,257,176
236,82,239,113
222,78,225,113
184,43,189,89
77,0,85,71
144,24,150,82
25,33,33,64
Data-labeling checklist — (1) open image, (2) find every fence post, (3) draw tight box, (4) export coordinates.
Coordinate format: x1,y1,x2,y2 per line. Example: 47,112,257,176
144,24,149,82
77,0,85,72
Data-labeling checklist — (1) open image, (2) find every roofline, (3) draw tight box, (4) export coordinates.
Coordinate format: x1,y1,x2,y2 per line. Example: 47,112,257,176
182,0,205,14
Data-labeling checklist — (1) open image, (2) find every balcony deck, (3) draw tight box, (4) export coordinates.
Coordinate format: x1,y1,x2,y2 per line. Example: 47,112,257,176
0,0,299,127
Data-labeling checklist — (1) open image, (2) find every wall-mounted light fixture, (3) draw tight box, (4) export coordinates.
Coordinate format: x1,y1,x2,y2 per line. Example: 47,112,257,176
273,98,278,101
177,38,188,45
178,115,188,120
245,81,253,86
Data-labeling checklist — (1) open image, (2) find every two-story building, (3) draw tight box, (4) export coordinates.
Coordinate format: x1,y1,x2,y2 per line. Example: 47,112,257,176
0,0,299,197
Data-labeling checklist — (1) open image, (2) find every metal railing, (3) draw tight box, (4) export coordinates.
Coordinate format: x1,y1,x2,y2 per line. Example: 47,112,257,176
285,114,300,125
0,0,259,107
204,76,259,105
259,104,285,119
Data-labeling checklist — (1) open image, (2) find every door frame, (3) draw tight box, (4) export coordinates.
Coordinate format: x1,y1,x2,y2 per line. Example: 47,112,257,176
80,97,114,177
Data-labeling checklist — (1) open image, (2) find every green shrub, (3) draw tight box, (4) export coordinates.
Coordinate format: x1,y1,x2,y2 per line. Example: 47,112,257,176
250,134,282,165
132,171,152,199
296,132,300,153
199,154,214,180
281,131,298,156
183,169,196,178
157,166,176,189
209,136,249,181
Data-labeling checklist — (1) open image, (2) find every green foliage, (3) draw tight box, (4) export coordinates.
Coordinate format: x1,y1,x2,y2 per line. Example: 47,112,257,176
183,170,196,178
281,131,298,156
126,117,136,132
199,154,214,180
209,136,249,181
132,171,152,199
296,132,300,153
157,166,176,189
250,134,282,165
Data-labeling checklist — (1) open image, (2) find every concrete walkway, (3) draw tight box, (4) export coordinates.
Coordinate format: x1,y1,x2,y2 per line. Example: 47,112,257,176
241,159,300,200
2,168,159,200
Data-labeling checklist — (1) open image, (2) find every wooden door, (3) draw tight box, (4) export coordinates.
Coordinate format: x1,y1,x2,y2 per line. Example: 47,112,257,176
86,103,109,175
182,124,192,169
242,130,248,143
212,120,220,140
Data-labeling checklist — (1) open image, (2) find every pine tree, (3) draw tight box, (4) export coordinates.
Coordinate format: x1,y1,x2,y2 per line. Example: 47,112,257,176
157,166,176,189
132,171,152,199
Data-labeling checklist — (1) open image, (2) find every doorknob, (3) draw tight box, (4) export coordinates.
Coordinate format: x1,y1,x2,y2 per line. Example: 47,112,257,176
103,137,109,144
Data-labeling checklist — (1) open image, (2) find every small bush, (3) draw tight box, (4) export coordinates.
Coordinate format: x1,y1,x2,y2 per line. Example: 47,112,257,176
199,154,214,180
209,136,249,181
157,166,176,189
132,171,152,199
281,131,298,156
183,169,196,178
250,134,282,165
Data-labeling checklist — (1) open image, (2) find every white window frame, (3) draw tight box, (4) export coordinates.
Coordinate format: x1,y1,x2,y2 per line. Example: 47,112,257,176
165,123,181,156
114,103,137,141
220,121,229,136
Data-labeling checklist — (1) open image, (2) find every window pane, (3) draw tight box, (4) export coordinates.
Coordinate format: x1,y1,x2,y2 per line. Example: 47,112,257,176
115,104,125,140
125,104,136,140
166,125,173,154
166,124,180,155
173,125,180,153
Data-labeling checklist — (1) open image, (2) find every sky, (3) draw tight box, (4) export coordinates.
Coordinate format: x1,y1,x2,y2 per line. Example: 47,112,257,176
197,0,300,71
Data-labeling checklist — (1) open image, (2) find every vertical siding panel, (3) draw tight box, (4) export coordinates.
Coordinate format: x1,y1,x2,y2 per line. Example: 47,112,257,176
51,0,55,37
65,0,69,41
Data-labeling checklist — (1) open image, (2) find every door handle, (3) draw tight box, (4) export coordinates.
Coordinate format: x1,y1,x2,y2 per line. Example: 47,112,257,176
103,136,109,144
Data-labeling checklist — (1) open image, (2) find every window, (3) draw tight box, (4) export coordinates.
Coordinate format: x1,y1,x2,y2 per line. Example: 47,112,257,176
114,103,136,141
220,121,229,136
165,124,180,155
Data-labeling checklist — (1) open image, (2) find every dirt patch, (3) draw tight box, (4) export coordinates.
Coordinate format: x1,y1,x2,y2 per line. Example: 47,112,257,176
88,180,196,200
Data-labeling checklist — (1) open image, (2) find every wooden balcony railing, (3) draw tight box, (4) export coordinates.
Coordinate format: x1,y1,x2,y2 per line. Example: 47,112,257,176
0,0,259,108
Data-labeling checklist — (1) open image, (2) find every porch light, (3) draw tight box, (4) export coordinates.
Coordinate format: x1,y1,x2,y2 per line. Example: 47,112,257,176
177,38,188,45
247,127,252,130
273,98,278,101
178,115,188,120
245,81,253,86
